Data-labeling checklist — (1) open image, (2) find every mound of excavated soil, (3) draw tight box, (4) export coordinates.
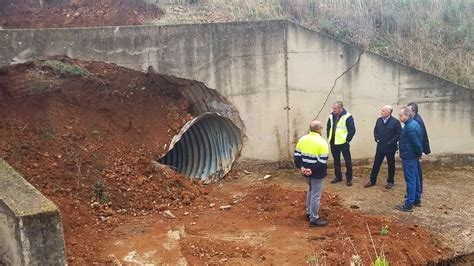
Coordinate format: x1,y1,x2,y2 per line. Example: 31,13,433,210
0,1,163,29
0,57,206,262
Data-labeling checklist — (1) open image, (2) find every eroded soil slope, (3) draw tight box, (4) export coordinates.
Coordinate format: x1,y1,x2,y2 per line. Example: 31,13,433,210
0,1,162,29
0,58,204,263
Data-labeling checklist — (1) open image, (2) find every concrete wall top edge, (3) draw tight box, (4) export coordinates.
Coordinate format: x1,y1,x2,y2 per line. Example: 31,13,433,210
0,159,58,217
0,19,289,32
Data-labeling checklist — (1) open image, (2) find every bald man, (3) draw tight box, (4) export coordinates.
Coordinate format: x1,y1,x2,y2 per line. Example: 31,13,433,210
294,120,329,227
365,105,402,189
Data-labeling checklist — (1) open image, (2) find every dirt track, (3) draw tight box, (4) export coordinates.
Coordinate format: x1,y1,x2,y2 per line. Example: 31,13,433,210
99,163,474,265
329,162,474,256
99,168,460,265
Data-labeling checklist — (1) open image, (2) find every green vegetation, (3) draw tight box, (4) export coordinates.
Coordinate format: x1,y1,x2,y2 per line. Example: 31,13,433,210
93,179,109,204
380,225,389,236
307,254,318,265
156,0,473,87
374,253,389,266
39,60,88,77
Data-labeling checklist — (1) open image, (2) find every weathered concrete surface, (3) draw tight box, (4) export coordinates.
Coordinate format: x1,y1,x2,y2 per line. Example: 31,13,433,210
0,159,67,265
287,22,474,158
0,20,472,161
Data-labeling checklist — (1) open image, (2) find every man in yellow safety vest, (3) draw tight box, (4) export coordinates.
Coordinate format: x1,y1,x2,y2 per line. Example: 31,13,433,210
294,120,329,227
326,101,356,186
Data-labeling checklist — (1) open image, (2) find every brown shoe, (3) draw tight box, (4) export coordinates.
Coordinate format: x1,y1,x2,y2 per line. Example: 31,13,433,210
364,181,375,188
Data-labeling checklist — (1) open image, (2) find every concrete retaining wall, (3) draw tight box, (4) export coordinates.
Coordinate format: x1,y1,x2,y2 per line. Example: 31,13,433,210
287,23,474,158
0,20,472,160
0,159,67,265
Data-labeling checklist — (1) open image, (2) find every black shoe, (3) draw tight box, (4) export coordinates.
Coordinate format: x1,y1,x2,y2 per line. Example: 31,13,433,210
346,180,353,186
305,214,310,221
309,218,327,227
364,181,375,188
414,200,422,207
385,183,394,189
395,204,413,212
331,178,342,184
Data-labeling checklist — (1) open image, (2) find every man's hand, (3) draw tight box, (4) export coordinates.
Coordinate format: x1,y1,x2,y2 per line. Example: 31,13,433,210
301,167,312,176
420,152,427,160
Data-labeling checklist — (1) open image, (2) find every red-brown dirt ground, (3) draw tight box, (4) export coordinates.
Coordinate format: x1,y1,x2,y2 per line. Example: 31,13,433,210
0,59,450,264
0,0,163,29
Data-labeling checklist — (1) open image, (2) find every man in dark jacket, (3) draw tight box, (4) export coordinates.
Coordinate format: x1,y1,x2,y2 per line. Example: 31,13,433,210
396,106,423,212
326,101,356,186
407,102,431,194
365,105,402,189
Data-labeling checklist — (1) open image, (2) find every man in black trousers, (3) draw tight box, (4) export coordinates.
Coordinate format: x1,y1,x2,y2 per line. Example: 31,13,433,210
365,105,402,189
327,101,356,186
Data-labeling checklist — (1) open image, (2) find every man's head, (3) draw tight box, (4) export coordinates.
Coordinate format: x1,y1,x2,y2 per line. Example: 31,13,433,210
309,120,323,134
381,105,393,119
407,102,418,114
398,106,413,123
332,101,344,115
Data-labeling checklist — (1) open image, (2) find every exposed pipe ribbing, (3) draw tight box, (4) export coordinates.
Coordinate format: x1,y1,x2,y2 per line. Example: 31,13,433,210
159,113,242,182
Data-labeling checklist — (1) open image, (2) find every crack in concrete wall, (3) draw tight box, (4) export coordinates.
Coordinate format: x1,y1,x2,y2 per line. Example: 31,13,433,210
314,50,365,120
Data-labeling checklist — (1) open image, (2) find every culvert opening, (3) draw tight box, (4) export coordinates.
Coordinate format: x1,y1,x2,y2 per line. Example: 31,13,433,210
159,112,242,182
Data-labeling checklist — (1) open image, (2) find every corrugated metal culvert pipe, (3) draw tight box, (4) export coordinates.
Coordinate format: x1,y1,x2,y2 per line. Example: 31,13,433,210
159,112,242,182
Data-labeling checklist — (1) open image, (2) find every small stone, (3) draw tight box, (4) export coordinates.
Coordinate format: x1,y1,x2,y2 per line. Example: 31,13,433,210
163,210,176,219
101,208,114,217
107,254,122,265
219,205,231,210
209,203,216,208
183,212,189,216
263,175,271,180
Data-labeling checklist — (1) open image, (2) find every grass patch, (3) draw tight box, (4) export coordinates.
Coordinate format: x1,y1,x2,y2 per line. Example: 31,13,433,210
40,128,55,141
39,60,88,77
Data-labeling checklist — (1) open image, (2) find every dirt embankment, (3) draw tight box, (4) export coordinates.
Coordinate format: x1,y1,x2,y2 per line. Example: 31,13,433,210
0,57,204,263
0,0,163,29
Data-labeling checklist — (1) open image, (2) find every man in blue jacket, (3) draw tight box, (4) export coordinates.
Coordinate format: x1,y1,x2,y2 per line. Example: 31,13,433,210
294,120,329,227
326,101,356,186
396,106,423,212
407,102,431,195
365,105,402,189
